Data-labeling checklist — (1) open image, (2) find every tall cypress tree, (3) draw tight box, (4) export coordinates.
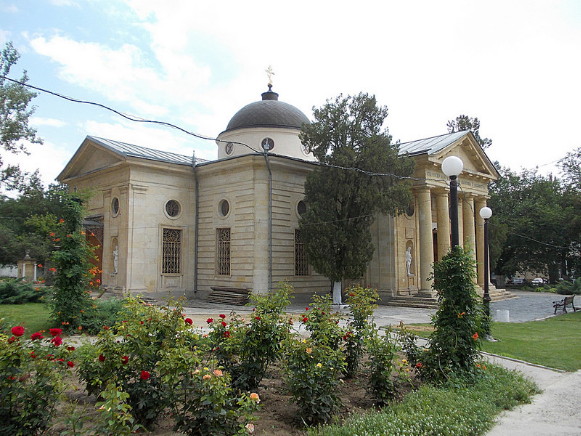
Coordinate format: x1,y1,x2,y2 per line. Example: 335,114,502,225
299,93,414,298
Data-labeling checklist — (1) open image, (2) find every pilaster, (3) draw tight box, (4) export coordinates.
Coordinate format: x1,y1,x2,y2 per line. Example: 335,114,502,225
417,188,434,291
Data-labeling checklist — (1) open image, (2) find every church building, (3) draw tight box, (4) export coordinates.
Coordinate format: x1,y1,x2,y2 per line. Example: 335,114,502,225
57,85,500,303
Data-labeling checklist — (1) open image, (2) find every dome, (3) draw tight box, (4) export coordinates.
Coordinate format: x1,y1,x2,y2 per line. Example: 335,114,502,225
223,86,309,133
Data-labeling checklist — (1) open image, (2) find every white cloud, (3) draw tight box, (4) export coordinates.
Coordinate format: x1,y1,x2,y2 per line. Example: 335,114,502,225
31,117,67,128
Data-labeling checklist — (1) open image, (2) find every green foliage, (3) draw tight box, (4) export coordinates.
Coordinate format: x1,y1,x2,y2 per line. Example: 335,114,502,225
299,93,414,283
159,355,260,436
0,41,43,190
343,286,378,377
446,114,492,149
488,165,578,282
94,382,143,436
301,294,343,348
0,278,47,304
421,247,483,382
80,297,125,335
0,326,74,435
283,338,346,426
555,278,581,295
310,364,538,436
76,297,199,428
49,194,95,330
364,328,401,405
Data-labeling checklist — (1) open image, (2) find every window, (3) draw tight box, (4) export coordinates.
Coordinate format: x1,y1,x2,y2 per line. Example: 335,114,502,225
218,199,230,217
162,228,182,274
216,228,231,275
165,200,181,218
111,197,120,216
295,229,309,276
297,200,307,217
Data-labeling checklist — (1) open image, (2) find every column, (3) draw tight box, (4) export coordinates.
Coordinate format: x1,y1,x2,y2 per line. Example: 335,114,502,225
435,190,450,260
462,194,476,259
475,197,487,287
417,188,434,291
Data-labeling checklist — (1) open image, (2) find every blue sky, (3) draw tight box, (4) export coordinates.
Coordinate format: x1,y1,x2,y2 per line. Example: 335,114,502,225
1,0,580,187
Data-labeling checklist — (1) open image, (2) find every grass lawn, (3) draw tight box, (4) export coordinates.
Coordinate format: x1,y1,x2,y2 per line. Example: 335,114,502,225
0,303,54,334
481,311,581,372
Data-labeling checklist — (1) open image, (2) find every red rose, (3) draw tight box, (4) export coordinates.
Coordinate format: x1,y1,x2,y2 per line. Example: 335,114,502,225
67,346,76,351
255,316,261,321
67,361,75,368
221,321,227,327
121,355,129,364
7,336,16,343
472,332,479,340
305,307,309,311
98,354,106,362
206,318,214,324
103,326,110,330
51,336,63,346
49,328,63,337
184,318,193,325
31,332,44,340
415,362,423,369
11,326,25,337
140,370,151,380
223,330,231,338
219,314,226,319
302,317,308,323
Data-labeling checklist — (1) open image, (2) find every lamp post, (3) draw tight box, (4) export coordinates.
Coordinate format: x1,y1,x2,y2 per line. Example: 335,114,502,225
479,206,493,335
442,156,464,248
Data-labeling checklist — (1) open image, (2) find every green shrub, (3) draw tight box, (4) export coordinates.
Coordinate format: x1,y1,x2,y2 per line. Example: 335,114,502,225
301,294,343,348
555,278,581,295
422,247,484,382
344,286,378,378
0,325,74,435
365,328,401,405
283,338,346,426
80,297,125,335
0,278,47,304
94,382,143,436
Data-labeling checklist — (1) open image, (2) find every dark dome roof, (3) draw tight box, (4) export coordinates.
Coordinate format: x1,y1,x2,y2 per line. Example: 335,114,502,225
224,86,309,133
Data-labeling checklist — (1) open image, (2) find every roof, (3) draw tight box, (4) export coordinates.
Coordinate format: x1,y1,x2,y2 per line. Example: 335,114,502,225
398,131,469,156
222,87,310,133
88,136,201,166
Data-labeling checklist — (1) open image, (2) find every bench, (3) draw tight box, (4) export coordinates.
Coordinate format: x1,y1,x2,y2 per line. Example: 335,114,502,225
207,286,251,306
552,295,577,314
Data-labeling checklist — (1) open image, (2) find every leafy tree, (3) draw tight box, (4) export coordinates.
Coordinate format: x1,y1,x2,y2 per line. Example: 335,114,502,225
0,42,42,190
488,165,576,282
447,114,492,149
558,147,581,274
559,146,581,190
299,93,414,298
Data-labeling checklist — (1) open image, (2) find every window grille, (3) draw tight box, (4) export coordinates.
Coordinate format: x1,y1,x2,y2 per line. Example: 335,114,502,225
216,228,231,275
162,228,182,274
165,200,181,217
295,229,309,276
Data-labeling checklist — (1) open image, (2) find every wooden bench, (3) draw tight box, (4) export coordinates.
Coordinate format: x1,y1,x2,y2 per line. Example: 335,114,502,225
207,286,251,306
552,295,577,314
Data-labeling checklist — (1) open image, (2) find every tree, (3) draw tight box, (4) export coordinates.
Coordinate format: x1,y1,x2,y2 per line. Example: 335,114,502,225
488,165,576,282
559,146,581,191
0,41,42,190
447,114,492,149
299,93,414,302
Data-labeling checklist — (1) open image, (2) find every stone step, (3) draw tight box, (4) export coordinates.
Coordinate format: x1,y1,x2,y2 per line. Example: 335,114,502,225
382,288,517,309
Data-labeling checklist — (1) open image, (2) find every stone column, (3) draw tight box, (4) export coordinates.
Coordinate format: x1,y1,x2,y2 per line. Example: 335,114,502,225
417,188,434,291
462,194,476,259
475,197,487,287
435,190,450,261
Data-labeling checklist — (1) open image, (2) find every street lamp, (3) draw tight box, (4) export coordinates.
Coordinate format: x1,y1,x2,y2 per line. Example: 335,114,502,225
479,206,492,335
442,156,464,248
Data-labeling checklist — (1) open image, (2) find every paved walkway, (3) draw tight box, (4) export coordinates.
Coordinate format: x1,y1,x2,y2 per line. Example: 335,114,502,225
180,290,580,435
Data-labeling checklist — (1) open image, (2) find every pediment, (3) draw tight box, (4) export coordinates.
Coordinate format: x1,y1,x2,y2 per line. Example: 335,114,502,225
430,132,499,181
57,137,125,181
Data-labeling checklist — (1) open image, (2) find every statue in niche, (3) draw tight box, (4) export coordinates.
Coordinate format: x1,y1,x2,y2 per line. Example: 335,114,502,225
113,245,119,274
405,246,413,276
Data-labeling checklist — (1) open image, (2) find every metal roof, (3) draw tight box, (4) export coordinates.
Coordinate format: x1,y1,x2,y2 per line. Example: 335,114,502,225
88,136,200,166
398,131,469,156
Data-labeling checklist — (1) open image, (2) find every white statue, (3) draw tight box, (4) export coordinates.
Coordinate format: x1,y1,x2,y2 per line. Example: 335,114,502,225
405,246,412,276
113,245,119,274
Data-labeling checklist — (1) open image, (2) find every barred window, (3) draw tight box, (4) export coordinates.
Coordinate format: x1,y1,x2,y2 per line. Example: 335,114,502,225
165,200,181,218
295,229,309,276
162,228,182,274
216,228,231,276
